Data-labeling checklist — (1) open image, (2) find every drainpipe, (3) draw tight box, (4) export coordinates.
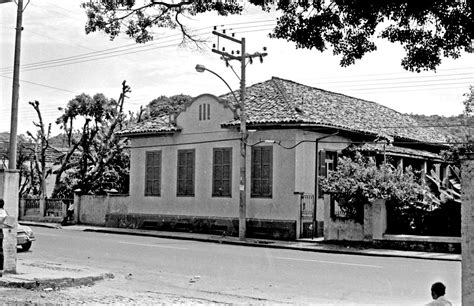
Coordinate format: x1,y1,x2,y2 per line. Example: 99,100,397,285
313,131,338,239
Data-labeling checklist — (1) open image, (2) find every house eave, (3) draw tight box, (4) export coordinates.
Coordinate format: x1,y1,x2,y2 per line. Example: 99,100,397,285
117,130,180,138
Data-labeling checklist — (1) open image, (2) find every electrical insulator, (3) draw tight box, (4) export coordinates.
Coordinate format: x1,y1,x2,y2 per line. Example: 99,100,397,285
212,44,216,48
231,50,234,55
263,47,267,51
222,47,225,51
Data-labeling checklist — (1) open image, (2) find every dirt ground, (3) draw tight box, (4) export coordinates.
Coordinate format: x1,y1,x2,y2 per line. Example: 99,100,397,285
0,276,216,305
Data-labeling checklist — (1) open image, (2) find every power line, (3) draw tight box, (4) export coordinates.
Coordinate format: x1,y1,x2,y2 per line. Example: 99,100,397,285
0,21,277,73
0,75,77,93
302,67,474,82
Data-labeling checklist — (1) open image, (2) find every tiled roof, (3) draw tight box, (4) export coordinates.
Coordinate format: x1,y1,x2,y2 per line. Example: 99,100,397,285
220,77,448,143
355,143,443,160
117,115,179,136
118,77,449,144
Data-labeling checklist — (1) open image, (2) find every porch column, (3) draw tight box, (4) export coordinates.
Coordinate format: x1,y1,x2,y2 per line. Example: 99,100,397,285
461,153,474,304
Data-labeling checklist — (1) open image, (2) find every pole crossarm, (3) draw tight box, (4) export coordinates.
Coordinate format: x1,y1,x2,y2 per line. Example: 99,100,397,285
212,30,242,44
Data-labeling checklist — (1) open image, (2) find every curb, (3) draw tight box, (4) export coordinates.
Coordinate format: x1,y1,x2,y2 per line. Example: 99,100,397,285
19,221,62,229
0,273,114,289
83,228,461,262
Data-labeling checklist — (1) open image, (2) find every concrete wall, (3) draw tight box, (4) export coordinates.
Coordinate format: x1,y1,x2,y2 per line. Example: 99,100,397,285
323,195,387,242
75,194,130,226
461,154,474,305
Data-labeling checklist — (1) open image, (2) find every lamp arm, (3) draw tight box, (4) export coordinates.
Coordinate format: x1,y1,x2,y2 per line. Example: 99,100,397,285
204,68,240,106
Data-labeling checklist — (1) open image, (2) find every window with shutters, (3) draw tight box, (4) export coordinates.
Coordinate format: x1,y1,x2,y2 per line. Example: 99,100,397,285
212,148,232,197
177,149,195,196
318,150,338,198
145,151,161,196
251,146,272,198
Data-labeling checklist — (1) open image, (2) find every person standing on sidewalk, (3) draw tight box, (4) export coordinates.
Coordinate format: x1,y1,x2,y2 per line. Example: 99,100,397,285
0,198,7,277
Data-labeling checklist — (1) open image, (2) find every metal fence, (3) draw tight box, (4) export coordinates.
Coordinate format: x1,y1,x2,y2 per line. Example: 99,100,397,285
45,198,73,217
300,193,315,238
22,198,73,218
24,198,40,216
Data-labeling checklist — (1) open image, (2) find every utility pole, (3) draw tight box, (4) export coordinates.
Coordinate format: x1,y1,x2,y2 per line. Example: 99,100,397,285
1,0,26,275
211,29,267,240
8,0,24,170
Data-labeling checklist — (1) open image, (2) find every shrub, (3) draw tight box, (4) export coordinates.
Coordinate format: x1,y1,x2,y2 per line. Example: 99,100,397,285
320,152,427,221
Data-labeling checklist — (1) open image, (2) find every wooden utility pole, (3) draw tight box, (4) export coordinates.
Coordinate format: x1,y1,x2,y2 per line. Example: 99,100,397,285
211,30,267,240
8,0,24,170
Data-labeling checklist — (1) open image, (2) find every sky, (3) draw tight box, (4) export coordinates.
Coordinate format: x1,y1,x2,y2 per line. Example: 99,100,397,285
1,0,473,136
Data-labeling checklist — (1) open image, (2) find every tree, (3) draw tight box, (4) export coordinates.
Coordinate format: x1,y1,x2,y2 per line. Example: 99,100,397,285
146,94,191,118
463,85,474,117
82,0,473,72
81,0,242,45
320,152,427,221
53,81,131,197
26,101,52,200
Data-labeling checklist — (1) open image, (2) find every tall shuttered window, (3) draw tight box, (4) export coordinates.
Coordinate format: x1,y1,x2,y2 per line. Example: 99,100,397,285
212,148,232,197
251,146,272,198
177,149,195,196
145,151,161,196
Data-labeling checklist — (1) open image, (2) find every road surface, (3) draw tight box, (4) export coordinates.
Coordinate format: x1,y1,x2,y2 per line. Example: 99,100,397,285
1,226,461,304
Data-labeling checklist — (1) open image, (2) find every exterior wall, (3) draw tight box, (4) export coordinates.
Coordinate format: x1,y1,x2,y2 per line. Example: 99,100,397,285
293,131,352,237
128,98,303,224
323,195,386,242
129,94,240,218
127,94,357,240
246,129,298,221
77,195,109,225
75,194,130,226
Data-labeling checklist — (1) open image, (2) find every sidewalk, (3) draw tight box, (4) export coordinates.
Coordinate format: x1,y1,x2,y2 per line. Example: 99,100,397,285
0,221,461,289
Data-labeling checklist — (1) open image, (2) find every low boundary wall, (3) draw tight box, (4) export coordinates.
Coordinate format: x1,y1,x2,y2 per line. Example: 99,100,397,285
105,213,297,240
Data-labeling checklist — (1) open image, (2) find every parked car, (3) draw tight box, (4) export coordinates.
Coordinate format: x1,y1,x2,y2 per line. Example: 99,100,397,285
17,224,35,251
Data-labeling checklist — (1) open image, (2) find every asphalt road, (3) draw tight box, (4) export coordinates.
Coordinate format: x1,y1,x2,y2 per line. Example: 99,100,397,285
14,226,461,304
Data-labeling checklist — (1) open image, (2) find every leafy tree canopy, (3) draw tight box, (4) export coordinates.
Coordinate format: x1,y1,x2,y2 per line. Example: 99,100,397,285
82,0,473,72
147,94,192,117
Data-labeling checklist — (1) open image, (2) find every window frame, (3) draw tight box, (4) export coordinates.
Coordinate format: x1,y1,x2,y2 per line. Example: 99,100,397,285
212,147,232,197
145,150,162,197
251,146,273,198
176,149,195,196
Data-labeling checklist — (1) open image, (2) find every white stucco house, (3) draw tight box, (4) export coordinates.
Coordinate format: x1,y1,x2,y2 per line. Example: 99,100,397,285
112,77,448,240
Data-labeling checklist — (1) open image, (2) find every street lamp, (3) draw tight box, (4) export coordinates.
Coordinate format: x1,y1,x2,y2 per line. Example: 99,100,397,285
195,65,240,106
195,64,248,241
